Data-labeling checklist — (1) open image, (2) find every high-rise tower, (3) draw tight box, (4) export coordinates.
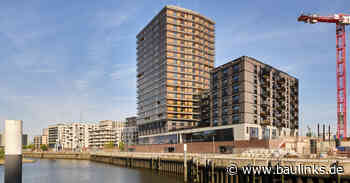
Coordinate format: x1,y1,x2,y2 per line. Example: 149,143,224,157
137,6,215,136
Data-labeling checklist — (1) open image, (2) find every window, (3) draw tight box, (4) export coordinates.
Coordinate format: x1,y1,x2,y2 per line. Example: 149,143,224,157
272,129,277,138
233,95,239,103
249,127,259,138
233,64,240,72
223,68,229,75
233,85,239,93
232,105,239,113
233,75,239,82
232,115,239,123
262,128,270,139
173,11,177,16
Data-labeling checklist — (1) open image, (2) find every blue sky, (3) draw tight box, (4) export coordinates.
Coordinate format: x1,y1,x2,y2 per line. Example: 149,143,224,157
0,0,349,138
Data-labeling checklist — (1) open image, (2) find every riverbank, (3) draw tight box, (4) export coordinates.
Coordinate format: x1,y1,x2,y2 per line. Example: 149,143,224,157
0,158,36,165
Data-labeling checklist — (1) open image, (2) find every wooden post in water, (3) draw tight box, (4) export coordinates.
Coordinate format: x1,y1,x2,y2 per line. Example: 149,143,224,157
184,144,187,182
4,120,23,183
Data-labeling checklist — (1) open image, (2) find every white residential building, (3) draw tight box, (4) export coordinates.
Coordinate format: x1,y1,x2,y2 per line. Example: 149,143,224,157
89,120,125,149
61,123,90,150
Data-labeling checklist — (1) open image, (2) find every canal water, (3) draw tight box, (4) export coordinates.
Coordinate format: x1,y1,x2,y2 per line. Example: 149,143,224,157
0,159,184,183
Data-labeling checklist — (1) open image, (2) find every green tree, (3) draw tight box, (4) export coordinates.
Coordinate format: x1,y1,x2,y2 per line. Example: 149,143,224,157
118,141,125,151
104,141,114,149
40,144,48,151
0,148,4,159
27,144,35,150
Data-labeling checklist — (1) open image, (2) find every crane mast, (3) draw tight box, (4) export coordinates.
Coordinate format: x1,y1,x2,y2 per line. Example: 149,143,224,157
298,13,350,138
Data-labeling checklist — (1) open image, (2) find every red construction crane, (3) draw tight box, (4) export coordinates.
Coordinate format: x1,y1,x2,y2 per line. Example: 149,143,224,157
298,13,350,139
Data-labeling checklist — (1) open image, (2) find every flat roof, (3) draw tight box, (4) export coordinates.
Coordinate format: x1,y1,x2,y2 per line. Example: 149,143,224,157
213,56,298,80
137,5,215,38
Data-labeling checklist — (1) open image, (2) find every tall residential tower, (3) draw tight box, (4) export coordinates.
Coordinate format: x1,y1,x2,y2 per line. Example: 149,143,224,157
137,6,215,136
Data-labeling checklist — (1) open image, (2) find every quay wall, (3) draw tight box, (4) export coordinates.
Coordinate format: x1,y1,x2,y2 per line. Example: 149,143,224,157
23,152,90,160
24,151,350,183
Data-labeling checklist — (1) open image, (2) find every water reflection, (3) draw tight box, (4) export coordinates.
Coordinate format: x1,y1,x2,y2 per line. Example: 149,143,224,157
0,159,183,183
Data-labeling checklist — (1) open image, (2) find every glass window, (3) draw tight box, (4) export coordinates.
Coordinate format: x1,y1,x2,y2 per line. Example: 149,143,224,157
233,64,240,72
233,75,239,82
249,127,259,138
232,105,239,113
232,115,239,123
233,95,239,103
233,85,239,93
262,128,270,139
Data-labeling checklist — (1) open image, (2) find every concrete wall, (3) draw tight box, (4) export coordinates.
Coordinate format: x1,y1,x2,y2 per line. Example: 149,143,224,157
126,139,282,154
23,152,90,160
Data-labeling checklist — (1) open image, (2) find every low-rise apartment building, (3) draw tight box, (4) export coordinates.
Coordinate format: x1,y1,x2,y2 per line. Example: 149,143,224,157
61,123,90,150
89,120,125,148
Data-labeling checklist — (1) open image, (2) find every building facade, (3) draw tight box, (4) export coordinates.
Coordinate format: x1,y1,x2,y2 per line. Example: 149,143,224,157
89,120,125,149
48,124,65,149
33,135,42,150
210,56,299,140
61,123,90,150
22,134,28,146
199,89,211,127
122,117,139,145
137,5,215,136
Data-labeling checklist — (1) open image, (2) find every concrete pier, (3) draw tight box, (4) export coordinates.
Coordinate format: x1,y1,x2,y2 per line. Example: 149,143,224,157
4,120,23,183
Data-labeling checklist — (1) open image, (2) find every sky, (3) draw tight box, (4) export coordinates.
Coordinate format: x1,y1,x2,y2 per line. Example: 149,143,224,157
0,0,349,138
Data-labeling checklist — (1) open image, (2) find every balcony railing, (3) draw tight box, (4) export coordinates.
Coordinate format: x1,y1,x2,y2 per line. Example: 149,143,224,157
261,119,270,125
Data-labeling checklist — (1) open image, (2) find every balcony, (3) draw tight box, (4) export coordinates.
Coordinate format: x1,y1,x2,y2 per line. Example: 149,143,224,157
262,74,270,80
277,78,286,84
261,100,270,106
261,68,271,76
261,119,270,125
276,86,285,92
261,108,270,116
261,81,270,87
261,90,270,97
